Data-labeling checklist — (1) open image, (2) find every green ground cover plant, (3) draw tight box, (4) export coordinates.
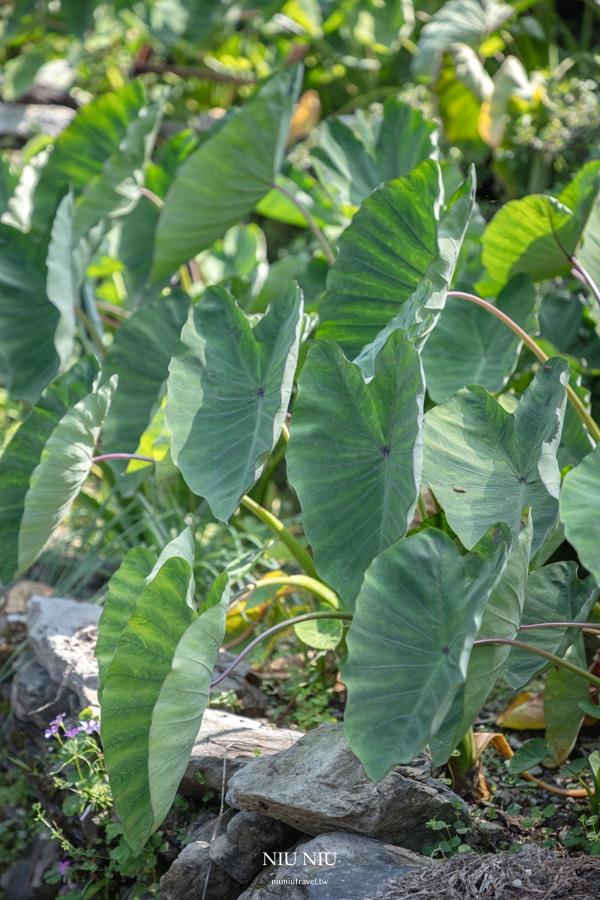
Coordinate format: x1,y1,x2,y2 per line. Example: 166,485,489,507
2,0,600,871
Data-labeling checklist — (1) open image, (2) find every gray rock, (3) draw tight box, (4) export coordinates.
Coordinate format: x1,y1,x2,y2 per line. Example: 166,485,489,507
0,102,76,139
237,832,429,900
210,812,300,884
159,840,242,900
11,654,79,729
226,723,468,852
27,596,101,711
0,831,59,899
180,709,301,796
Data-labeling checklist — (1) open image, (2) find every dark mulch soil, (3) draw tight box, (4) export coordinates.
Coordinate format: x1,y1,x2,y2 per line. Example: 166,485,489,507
376,846,600,900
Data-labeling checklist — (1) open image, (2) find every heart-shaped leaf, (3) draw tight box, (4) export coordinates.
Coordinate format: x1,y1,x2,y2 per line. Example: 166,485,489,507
101,560,229,851
422,274,538,403
0,355,98,585
166,282,303,522
152,66,302,281
311,96,438,207
100,290,190,465
503,562,599,691
560,441,600,587
17,375,118,575
287,328,425,610
423,357,569,556
342,526,508,781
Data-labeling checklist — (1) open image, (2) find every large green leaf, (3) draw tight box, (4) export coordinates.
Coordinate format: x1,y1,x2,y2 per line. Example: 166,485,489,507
17,376,117,575
100,291,191,460
561,441,600,586
311,97,438,207
343,527,508,782
0,224,59,404
31,81,147,233
287,329,425,610
96,547,156,703
166,282,303,522
480,162,600,294
421,274,538,403
319,161,475,363
96,528,196,703
0,356,98,586
152,67,302,281
412,0,515,80
101,561,228,851
502,562,598,690
544,635,588,767
423,357,569,557
455,513,532,743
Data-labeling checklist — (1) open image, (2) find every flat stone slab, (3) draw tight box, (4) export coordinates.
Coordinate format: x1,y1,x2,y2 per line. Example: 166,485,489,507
181,709,302,795
226,722,468,852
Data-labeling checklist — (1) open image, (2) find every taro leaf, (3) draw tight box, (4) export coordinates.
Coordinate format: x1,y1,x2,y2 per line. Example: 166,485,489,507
294,613,344,651
423,357,570,557
320,162,475,365
317,159,441,358
311,97,438,207
96,548,155,703
543,634,588,768
0,224,59,404
102,562,229,851
96,527,196,703
100,291,190,462
507,738,549,775
481,162,600,295
71,95,163,242
342,527,508,782
412,0,515,81
421,274,537,403
0,356,98,586
17,376,118,575
557,378,594,470
119,130,199,293
502,562,598,691
561,441,600,586
167,282,303,522
152,66,302,281
286,329,425,610
453,513,532,745
32,81,147,234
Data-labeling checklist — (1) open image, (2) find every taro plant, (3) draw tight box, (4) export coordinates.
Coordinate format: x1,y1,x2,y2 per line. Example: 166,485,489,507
4,55,600,855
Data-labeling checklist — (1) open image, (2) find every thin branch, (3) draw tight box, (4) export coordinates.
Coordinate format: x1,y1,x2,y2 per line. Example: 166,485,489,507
272,183,336,266
474,637,600,690
132,60,258,85
211,611,352,687
448,290,600,443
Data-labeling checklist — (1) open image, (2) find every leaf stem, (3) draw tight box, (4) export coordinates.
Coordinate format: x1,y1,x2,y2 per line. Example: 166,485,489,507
76,307,107,359
448,290,600,443
272,182,336,266
240,495,320,580
211,611,352,687
571,256,600,310
416,491,428,524
519,621,600,632
92,453,155,464
474,637,600,690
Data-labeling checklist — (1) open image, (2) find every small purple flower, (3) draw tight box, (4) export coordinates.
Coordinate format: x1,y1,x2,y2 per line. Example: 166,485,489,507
80,718,100,735
64,727,81,738
57,861,71,876
44,713,68,739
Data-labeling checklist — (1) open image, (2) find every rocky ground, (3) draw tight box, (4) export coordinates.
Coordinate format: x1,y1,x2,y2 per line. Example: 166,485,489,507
1,584,600,899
